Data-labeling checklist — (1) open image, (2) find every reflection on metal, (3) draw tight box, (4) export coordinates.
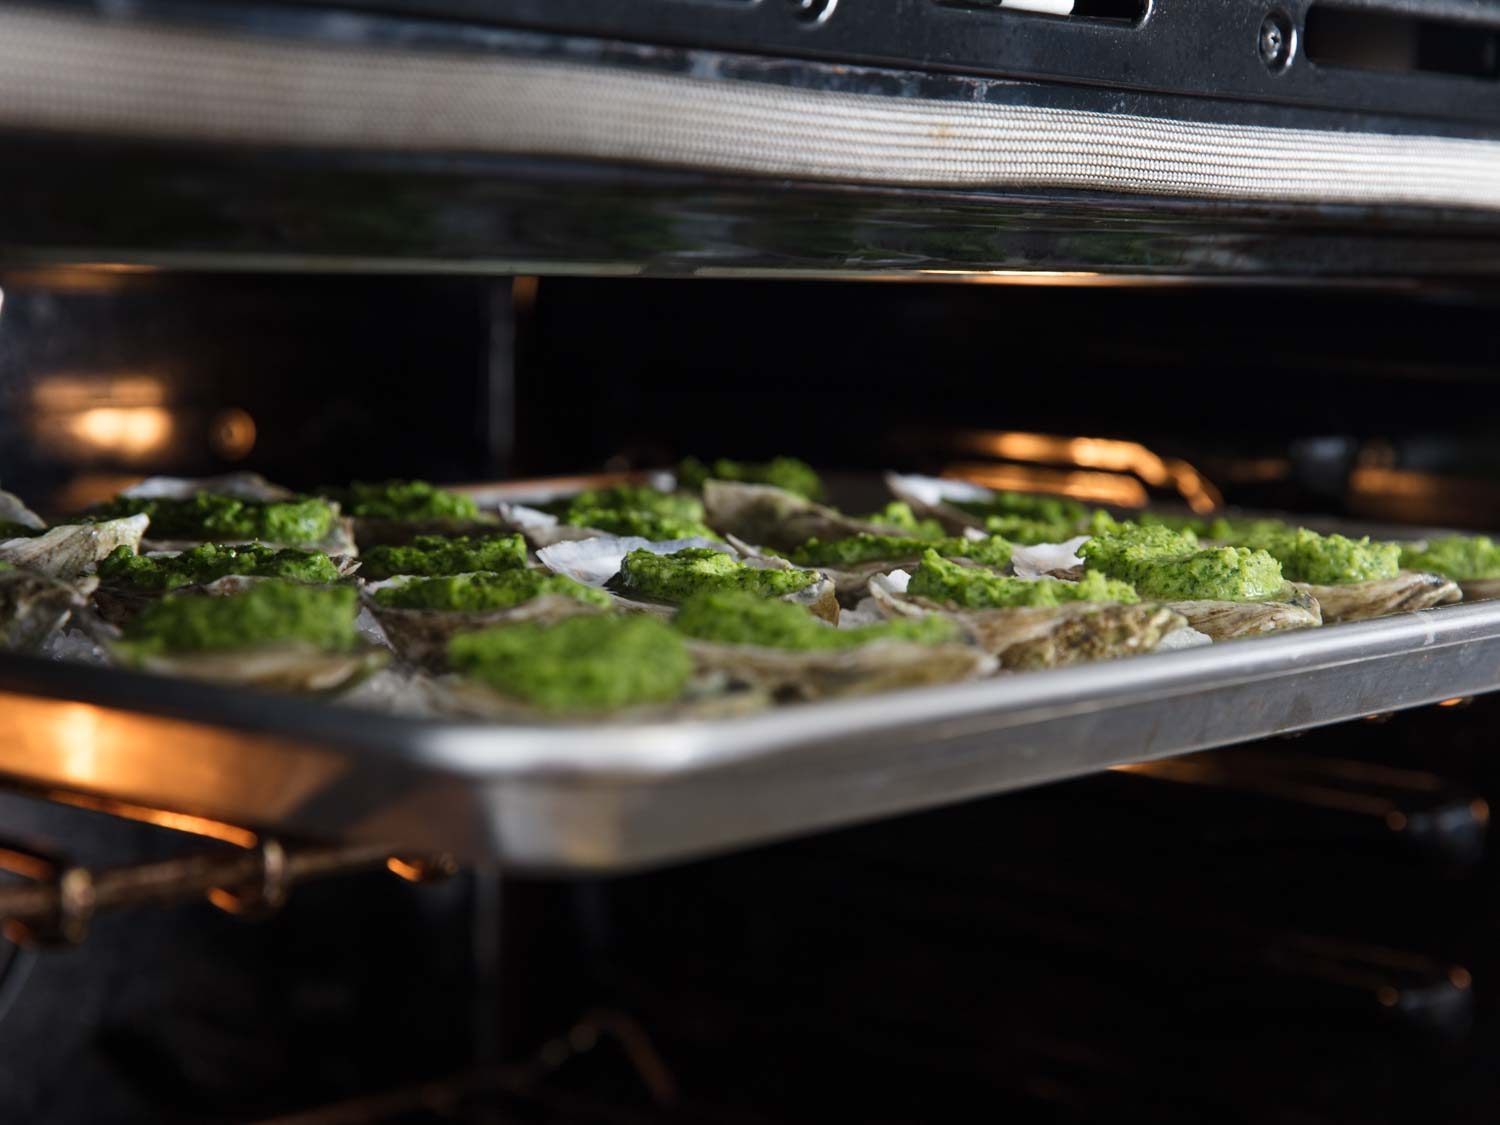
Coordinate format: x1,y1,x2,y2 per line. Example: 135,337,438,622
39,788,258,848
954,430,1223,512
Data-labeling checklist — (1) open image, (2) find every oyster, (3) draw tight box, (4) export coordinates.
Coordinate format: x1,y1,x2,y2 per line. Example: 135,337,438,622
363,581,607,670
868,571,1185,670
1163,586,1323,640
496,502,604,549
93,557,361,626
1459,578,1500,602
0,515,148,579
0,570,97,651
121,475,357,556
350,514,503,550
884,472,999,535
702,480,913,551
684,638,995,701
131,646,388,694
1290,571,1461,624
537,535,840,623
424,673,768,724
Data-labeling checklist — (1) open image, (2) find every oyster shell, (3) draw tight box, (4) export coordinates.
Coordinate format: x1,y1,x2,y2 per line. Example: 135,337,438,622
0,571,96,651
884,472,998,535
702,480,912,551
93,558,361,626
1163,588,1323,640
497,503,604,549
423,674,769,723
350,514,505,550
1459,578,1500,602
130,645,388,693
538,535,839,623
0,515,148,579
684,638,995,701
0,487,46,531
363,581,607,670
868,573,1185,670
1290,571,1461,624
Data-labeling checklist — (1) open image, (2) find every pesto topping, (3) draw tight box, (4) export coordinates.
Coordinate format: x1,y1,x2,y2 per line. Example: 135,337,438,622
1400,535,1500,581
1080,522,1284,601
1217,525,1400,585
97,543,340,592
955,492,1090,525
980,514,1089,545
674,590,958,651
373,570,610,613
788,533,1012,570
859,501,946,539
908,550,1138,609
323,480,478,521
617,547,818,603
360,533,527,580
89,493,337,546
678,457,823,501
449,615,691,713
120,581,358,656
553,486,716,540
0,521,43,539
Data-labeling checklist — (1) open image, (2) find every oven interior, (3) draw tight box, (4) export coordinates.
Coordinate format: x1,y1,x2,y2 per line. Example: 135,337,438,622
1,269,1498,1122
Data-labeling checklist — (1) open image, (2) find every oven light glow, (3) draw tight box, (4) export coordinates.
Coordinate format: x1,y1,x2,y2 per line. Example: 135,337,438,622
954,431,1223,513
943,461,1149,508
210,407,257,461
65,406,173,458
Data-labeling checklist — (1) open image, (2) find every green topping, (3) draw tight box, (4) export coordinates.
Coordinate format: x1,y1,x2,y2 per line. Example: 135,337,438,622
373,570,610,613
0,521,43,539
360,533,527,580
89,493,337,546
1080,522,1284,601
908,550,1138,609
859,501,946,539
1400,535,1500,581
678,457,823,501
674,590,958,651
1213,524,1399,585
323,480,478,521
120,581,358,656
789,533,1012,569
955,491,1090,525
97,543,340,592
553,485,716,540
980,514,1089,545
616,547,818,603
449,615,691,713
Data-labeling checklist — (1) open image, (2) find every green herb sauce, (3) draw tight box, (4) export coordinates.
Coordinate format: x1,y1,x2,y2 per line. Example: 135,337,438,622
89,493,337,546
1080,522,1284,601
617,547,818,603
1399,535,1500,581
98,544,339,592
788,533,1012,569
673,589,958,650
323,480,478,521
374,570,610,613
360,533,527,580
1212,524,1399,585
678,457,823,501
121,581,358,656
907,550,1138,609
553,485,716,540
448,615,691,713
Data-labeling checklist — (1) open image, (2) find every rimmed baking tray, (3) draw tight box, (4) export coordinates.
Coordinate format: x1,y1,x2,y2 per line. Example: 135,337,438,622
0,475,1494,872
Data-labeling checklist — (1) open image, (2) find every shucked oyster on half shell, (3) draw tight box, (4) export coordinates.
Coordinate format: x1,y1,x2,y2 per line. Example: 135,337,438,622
425,674,770,724
0,487,46,532
537,535,841,623
868,571,1186,671
130,645,388,694
1289,571,1461,624
0,570,98,652
683,638,996,702
93,558,362,626
496,503,608,549
123,475,358,556
884,472,1003,535
360,576,607,670
1162,585,1323,641
702,480,916,552
347,515,506,550
0,514,148,579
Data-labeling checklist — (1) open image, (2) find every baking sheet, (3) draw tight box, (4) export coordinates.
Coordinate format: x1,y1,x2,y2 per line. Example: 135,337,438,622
0,476,1494,872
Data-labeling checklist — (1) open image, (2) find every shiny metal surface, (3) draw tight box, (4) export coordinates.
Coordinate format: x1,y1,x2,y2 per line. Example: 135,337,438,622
3,599,1500,872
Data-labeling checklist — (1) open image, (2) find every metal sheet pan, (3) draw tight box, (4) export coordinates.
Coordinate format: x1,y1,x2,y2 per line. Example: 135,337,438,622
1,473,1495,873
2,595,1499,873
